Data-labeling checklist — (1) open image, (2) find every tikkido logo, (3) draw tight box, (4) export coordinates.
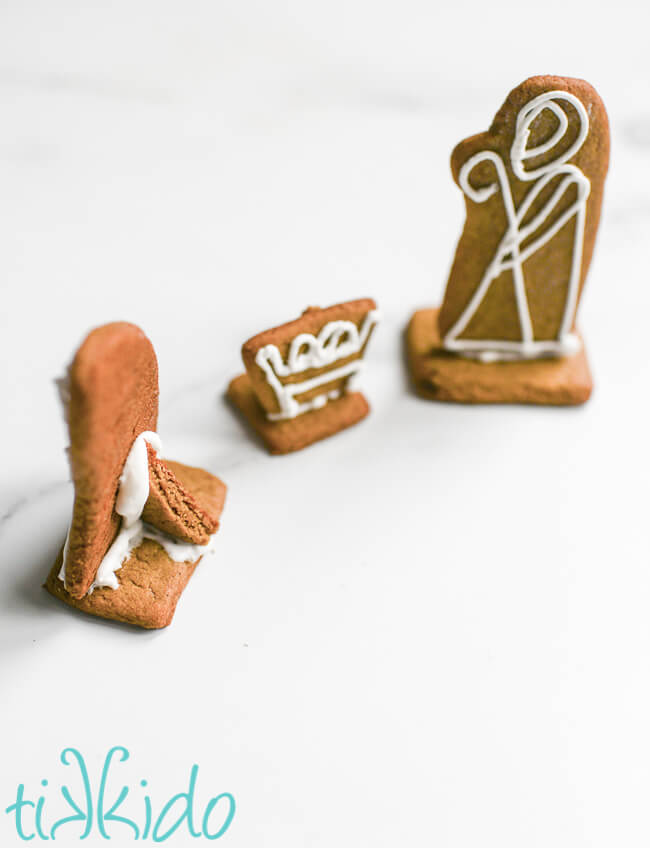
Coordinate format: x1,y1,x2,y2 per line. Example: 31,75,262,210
4,747,236,842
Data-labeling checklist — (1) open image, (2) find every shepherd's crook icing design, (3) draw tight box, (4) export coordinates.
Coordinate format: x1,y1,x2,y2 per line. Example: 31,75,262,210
444,90,591,361
255,310,380,420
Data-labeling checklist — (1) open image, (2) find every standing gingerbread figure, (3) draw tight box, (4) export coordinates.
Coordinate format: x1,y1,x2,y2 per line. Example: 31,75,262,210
407,75,610,404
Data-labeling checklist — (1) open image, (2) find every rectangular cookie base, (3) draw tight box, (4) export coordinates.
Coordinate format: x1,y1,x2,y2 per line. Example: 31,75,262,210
406,308,592,405
227,373,370,454
44,540,201,630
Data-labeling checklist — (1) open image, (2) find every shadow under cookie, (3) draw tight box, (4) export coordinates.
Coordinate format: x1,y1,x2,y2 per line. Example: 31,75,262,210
406,308,592,405
227,373,370,454
44,540,202,630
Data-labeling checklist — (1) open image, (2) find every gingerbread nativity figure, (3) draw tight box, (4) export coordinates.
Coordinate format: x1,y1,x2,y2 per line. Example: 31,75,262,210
228,298,380,454
45,322,227,629
407,75,610,404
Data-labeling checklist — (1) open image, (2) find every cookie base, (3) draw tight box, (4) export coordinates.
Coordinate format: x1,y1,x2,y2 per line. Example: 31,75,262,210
227,373,370,454
44,460,226,629
45,541,201,629
406,308,592,405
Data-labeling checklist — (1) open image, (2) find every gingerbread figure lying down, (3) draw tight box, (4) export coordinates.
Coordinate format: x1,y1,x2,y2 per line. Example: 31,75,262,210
45,322,226,629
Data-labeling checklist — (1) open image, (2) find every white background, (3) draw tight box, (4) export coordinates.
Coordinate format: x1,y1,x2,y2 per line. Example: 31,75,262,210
1,1,649,845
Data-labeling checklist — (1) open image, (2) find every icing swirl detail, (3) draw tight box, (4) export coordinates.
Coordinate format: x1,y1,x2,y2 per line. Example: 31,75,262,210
255,310,380,420
443,90,591,362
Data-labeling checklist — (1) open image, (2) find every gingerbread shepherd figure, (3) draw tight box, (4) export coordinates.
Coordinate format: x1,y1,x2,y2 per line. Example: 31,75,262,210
407,75,610,404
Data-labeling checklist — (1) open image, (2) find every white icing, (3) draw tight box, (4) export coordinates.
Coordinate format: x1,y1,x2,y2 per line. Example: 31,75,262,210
443,90,591,361
85,520,216,593
115,431,162,526
90,520,145,592
142,523,220,562
255,309,380,420
59,431,216,595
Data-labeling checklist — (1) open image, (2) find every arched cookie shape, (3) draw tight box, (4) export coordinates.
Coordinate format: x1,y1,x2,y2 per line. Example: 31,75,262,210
48,322,227,628
439,75,610,359
62,322,159,599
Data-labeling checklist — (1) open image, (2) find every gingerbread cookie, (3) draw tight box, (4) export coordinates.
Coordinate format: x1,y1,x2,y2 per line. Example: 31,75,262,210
407,75,609,404
142,447,226,545
45,322,227,629
227,298,379,453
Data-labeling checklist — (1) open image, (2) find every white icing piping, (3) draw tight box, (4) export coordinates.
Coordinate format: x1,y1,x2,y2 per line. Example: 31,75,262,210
114,431,162,525
443,90,591,362
59,431,216,595
255,310,380,420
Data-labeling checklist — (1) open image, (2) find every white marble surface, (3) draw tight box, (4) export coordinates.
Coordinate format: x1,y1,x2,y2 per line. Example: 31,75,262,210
1,1,650,845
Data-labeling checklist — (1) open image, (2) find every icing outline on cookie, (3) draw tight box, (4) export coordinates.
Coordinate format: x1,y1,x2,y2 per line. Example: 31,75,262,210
443,90,591,362
255,310,380,420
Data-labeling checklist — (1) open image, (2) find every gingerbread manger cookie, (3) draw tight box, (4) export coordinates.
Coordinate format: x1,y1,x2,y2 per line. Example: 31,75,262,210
227,298,380,454
407,75,610,404
45,322,227,629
